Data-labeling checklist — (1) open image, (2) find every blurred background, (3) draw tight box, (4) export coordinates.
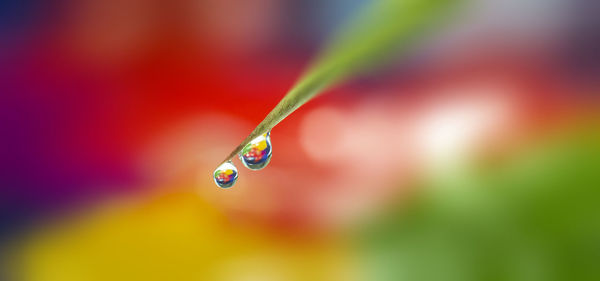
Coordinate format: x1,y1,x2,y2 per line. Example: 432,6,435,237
0,0,599,280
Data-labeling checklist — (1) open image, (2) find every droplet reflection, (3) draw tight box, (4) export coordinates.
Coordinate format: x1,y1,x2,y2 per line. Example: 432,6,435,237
239,132,272,170
213,161,238,188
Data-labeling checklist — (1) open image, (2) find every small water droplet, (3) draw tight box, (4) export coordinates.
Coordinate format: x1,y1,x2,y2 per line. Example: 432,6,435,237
213,161,238,188
239,132,272,170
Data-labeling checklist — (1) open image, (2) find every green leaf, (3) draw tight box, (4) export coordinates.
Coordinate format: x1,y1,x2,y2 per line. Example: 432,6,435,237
221,0,460,164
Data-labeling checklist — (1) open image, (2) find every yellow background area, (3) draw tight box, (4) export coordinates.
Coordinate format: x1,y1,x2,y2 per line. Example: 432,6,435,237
17,189,358,281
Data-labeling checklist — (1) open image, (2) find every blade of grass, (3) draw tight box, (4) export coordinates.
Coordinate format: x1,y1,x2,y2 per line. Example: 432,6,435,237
222,0,460,164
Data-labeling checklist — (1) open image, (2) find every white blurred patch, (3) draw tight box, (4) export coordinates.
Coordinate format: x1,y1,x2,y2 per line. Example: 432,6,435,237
416,83,515,167
299,107,351,164
136,113,250,183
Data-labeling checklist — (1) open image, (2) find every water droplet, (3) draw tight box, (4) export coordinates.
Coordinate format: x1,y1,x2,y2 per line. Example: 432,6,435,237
239,132,272,170
213,161,238,188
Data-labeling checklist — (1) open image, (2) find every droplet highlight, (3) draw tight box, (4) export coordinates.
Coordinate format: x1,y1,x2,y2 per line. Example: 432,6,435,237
213,161,238,188
239,132,272,170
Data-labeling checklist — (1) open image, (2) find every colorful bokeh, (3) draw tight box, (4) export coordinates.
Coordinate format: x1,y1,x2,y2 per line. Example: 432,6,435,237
0,0,598,281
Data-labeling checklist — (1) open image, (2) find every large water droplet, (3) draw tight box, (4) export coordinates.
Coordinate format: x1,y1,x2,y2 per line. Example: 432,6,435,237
213,161,238,188
239,132,272,170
